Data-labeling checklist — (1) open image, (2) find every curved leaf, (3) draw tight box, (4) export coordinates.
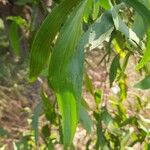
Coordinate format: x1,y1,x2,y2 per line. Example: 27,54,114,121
32,102,42,144
83,0,93,22
134,76,150,90
111,5,141,47
123,0,150,25
123,0,150,69
48,1,87,147
136,30,150,69
92,0,100,20
132,13,145,39
109,55,120,87
79,102,92,133
78,11,114,51
100,0,112,10
9,22,21,55
29,0,80,81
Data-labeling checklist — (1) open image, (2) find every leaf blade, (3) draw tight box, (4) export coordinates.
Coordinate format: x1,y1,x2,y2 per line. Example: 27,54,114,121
134,76,150,90
123,0,150,69
79,102,92,133
32,102,42,144
78,11,114,51
111,5,141,46
109,55,120,87
48,1,87,147
29,0,80,81
9,22,21,55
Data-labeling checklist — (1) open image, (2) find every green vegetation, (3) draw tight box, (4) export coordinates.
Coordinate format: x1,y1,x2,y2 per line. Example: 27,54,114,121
0,0,150,149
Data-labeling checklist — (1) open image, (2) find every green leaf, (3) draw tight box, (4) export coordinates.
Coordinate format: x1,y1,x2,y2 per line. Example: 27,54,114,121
111,5,141,47
48,1,87,147
0,18,4,30
56,92,78,147
46,140,55,150
0,127,10,137
79,102,93,133
121,52,130,72
99,0,112,10
84,73,94,94
29,0,80,81
7,16,28,28
139,115,150,130
95,111,110,150
120,129,134,148
78,11,114,51
134,76,150,89
42,124,50,139
96,127,110,150
120,116,137,127
109,55,120,87
132,13,145,39
81,98,90,110
16,136,32,150
92,0,100,20
123,0,150,69
101,107,113,127
112,37,126,58
41,91,56,123
83,0,93,22
32,102,42,144
123,0,150,26
144,143,150,150
136,30,150,69
136,0,150,10
94,89,103,107
9,22,21,55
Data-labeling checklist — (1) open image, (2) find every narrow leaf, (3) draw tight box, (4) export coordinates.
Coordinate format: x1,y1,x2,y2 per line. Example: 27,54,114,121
92,0,100,20
48,1,87,147
95,112,110,150
123,0,150,69
120,130,134,148
111,5,141,47
109,55,120,87
78,11,114,51
85,73,94,94
83,0,93,22
99,0,112,10
41,92,56,123
46,140,55,150
79,102,93,133
112,38,126,58
101,107,113,127
0,18,4,30
0,127,10,137
94,89,103,107
32,102,42,144
56,92,78,147
136,30,150,69
123,0,150,26
7,16,28,28
134,76,150,90
9,22,21,55
138,0,150,10
132,13,145,39
29,0,80,81
120,116,137,127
